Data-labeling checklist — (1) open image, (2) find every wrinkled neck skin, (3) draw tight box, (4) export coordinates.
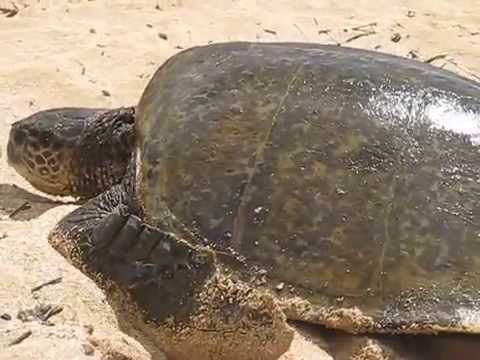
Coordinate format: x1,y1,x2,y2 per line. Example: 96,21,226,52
72,107,136,199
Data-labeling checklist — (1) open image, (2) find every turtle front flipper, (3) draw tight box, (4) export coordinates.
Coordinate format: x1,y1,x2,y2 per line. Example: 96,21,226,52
48,181,293,360
8,106,135,199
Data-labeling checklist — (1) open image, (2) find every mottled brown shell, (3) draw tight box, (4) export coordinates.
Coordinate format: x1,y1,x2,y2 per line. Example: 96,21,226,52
136,42,480,334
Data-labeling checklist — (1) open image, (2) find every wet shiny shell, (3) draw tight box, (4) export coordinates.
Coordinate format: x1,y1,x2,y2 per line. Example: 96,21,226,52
136,42,480,334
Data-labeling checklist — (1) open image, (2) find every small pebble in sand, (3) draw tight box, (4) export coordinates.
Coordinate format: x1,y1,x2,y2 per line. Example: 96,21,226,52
158,32,168,40
1,313,12,320
82,343,95,356
276,282,285,291
391,33,402,43
407,50,420,59
84,324,94,335
102,90,111,97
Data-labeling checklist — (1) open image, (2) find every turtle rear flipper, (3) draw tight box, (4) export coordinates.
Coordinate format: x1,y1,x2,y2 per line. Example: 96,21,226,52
48,177,293,360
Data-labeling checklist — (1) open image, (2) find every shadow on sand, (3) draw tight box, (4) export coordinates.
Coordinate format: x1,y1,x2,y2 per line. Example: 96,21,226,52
293,321,480,360
0,183,80,221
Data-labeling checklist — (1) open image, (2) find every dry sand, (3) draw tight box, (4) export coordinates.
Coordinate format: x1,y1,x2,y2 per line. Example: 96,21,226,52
0,1,478,359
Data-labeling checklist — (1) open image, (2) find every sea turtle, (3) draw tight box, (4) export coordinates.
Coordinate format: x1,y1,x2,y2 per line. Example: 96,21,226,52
7,41,480,359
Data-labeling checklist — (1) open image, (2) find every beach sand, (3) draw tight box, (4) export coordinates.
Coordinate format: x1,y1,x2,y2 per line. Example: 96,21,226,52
0,1,478,359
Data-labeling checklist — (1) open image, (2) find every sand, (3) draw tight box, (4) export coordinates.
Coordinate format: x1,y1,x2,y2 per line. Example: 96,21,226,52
0,1,478,359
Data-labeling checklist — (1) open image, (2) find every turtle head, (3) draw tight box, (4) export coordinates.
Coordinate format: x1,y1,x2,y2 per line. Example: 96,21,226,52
7,107,136,199
7,108,87,197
